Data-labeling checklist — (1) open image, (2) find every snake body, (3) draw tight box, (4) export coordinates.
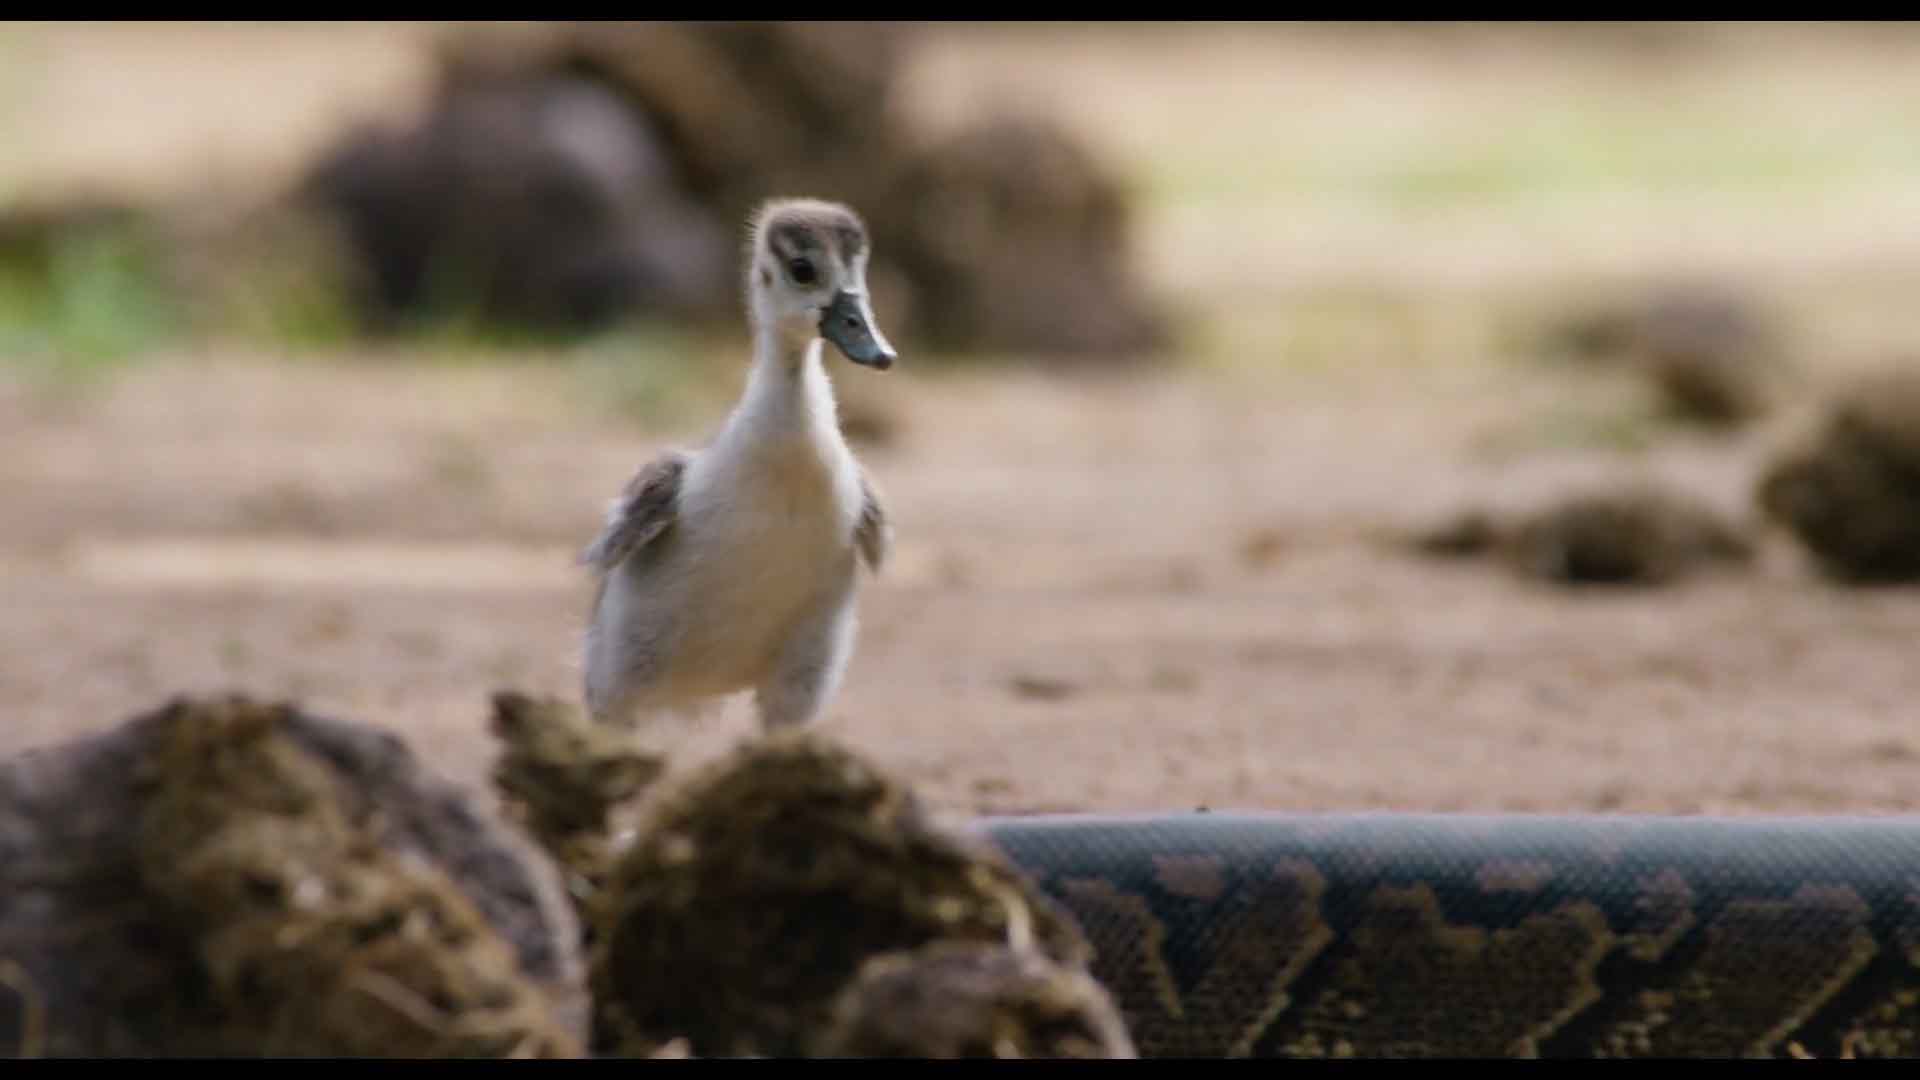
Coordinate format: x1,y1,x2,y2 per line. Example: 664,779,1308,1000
977,812,1920,1058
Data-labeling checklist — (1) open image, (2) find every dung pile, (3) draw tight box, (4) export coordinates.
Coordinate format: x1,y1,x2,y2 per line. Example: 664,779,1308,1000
298,52,732,333
1636,287,1779,425
1413,484,1753,586
488,690,665,911
584,730,1109,1058
1758,366,1920,583
878,111,1167,357
297,22,1169,356
0,694,587,1057
5,694,1130,1059
812,941,1137,1058
1410,508,1503,559
134,696,583,1057
1537,284,1783,426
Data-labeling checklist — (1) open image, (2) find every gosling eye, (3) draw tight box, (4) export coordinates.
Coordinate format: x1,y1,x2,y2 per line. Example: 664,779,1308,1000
787,258,817,287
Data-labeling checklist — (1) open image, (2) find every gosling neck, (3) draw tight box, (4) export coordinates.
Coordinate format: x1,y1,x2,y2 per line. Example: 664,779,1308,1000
736,313,840,447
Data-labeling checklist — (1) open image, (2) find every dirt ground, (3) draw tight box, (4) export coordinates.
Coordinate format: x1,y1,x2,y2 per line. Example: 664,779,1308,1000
6,23,1920,819
6,348,1920,819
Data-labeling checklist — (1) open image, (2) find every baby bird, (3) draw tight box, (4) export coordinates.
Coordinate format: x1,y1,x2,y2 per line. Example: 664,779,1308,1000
580,198,896,733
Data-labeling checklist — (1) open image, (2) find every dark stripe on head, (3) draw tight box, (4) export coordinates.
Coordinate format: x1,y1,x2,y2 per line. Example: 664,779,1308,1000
769,223,817,262
750,198,872,285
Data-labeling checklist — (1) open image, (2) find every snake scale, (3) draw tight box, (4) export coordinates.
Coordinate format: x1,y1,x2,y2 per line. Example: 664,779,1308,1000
9,706,1918,1057
975,812,1920,1058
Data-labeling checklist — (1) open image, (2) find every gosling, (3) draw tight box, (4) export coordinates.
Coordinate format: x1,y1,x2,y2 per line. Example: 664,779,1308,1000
580,198,896,733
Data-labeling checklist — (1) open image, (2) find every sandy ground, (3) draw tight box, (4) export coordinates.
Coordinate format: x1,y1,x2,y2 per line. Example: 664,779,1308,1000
6,350,1920,819
6,23,1920,819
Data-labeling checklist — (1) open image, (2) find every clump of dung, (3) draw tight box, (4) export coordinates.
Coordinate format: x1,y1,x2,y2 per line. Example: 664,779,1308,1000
1635,287,1780,426
1537,284,1783,427
1506,487,1754,585
299,51,732,334
1413,485,1753,586
1758,365,1920,583
488,690,665,911
873,111,1171,358
811,941,1137,1059
294,22,1167,357
1409,508,1503,559
586,730,1093,1058
133,695,583,1058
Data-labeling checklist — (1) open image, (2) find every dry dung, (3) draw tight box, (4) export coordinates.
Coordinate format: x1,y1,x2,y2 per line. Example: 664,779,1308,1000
1758,365,1920,583
586,729,1094,1058
1634,286,1780,425
0,694,587,1057
132,695,583,1058
1409,508,1503,558
1506,486,1753,585
295,22,1168,356
510,21,915,204
298,59,732,333
875,111,1172,357
1537,305,1640,367
488,690,665,912
1536,284,1782,426
812,941,1137,1058
1412,486,1752,586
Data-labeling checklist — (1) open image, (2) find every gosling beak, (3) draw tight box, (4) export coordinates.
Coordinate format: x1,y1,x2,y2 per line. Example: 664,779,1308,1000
820,288,897,371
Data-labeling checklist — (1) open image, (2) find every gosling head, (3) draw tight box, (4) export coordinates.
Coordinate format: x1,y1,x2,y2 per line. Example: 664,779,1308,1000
746,198,897,371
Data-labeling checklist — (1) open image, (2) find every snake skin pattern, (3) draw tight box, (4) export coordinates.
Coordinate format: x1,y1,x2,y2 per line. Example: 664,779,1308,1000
978,812,1920,1058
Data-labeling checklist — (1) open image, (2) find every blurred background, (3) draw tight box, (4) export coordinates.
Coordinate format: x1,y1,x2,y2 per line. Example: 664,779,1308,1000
5,21,1920,817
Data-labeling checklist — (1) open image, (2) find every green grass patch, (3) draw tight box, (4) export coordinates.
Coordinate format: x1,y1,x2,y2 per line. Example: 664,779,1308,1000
1135,96,1920,217
0,214,184,382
